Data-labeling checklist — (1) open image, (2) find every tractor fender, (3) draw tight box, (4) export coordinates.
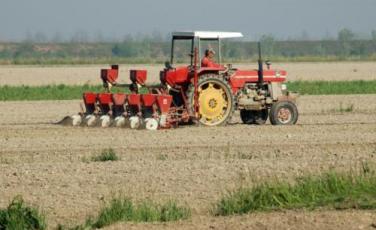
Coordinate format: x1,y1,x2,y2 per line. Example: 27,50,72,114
197,67,225,76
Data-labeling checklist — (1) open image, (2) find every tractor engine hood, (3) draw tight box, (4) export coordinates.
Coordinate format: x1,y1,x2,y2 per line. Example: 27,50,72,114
229,69,287,91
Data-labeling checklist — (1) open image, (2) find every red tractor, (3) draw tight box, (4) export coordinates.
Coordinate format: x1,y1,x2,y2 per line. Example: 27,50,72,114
65,31,298,130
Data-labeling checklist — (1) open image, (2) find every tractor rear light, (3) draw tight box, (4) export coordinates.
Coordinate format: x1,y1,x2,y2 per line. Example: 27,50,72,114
83,92,97,104
130,70,147,85
157,95,173,114
98,93,113,105
142,94,157,107
112,93,127,106
128,94,141,106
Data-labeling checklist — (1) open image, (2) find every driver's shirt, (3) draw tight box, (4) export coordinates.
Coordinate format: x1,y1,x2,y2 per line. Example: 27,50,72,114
201,57,221,68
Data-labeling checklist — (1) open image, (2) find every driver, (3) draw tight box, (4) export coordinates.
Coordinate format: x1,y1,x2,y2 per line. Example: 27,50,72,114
201,49,222,68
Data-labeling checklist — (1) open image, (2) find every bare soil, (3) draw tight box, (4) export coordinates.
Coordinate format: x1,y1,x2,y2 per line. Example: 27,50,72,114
0,62,375,86
0,95,376,229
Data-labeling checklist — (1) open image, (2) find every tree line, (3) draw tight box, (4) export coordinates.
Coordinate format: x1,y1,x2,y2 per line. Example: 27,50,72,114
1,29,376,64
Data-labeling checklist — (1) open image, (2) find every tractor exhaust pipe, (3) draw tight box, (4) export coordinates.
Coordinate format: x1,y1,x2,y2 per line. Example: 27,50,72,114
257,42,264,87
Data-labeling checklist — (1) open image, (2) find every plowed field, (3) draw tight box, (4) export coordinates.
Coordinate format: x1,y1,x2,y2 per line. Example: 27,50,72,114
1,94,376,229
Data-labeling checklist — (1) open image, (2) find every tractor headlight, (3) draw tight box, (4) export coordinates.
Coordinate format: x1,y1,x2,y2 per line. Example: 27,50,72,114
281,84,287,91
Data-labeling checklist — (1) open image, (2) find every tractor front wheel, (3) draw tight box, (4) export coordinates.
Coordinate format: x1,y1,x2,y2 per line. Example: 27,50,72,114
188,75,235,126
269,101,298,125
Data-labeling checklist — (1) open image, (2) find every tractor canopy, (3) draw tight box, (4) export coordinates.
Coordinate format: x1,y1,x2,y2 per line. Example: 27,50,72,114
170,31,243,66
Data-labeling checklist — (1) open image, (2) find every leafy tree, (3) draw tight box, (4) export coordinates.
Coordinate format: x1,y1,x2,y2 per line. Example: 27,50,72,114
111,44,121,57
13,42,35,58
337,28,355,57
260,34,276,56
112,42,142,57
338,28,355,42
372,30,376,41
314,43,327,56
300,30,310,40
34,32,48,43
71,30,89,43
51,32,64,43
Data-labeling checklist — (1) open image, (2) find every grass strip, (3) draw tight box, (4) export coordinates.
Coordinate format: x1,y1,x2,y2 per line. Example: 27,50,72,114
287,80,376,95
0,80,376,101
0,84,131,101
214,170,376,216
58,196,190,229
92,198,190,228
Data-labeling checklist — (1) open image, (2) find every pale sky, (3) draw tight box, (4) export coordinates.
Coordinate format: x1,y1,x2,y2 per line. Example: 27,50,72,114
1,0,376,41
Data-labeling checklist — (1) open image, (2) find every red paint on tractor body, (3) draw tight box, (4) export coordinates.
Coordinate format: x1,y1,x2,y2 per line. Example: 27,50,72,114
163,66,287,93
198,67,226,73
229,69,286,92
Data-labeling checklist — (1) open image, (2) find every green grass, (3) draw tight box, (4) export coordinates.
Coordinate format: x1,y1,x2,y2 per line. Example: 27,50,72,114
92,197,190,228
214,170,376,216
59,196,190,229
0,196,46,230
0,84,104,101
0,84,149,101
1,80,375,102
287,80,376,95
91,148,120,162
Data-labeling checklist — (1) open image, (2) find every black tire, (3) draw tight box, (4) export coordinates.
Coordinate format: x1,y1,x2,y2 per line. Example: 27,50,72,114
269,101,298,125
187,74,235,126
240,109,268,125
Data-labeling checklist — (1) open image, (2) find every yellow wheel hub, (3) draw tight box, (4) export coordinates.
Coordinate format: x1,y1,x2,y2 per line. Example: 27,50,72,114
198,82,228,123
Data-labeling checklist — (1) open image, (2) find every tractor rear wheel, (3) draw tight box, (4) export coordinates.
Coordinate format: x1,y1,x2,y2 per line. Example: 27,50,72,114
269,101,298,125
240,109,268,125
187,74,235,126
